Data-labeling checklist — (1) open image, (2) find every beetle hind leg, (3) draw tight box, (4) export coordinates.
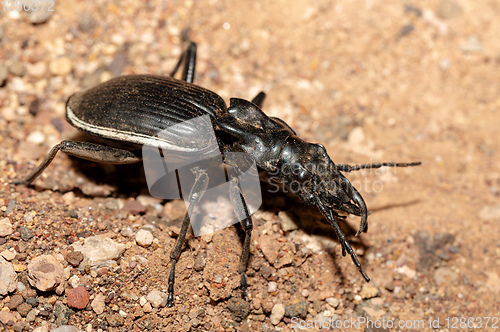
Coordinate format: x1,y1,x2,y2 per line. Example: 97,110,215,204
12,140,142,185
167,169,209,307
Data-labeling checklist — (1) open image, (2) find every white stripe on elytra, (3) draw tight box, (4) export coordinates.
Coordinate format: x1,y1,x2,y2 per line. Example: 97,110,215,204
66,104,200,152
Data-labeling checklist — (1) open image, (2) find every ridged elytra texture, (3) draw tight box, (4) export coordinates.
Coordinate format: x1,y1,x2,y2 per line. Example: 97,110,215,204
66,75,227,149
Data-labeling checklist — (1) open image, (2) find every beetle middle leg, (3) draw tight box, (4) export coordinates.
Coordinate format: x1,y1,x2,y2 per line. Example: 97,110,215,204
167,168,209,307
228,177,253,300
13,140,142,185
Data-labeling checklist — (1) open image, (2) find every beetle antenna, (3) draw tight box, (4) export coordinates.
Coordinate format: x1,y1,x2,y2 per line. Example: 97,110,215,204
336,161,421,172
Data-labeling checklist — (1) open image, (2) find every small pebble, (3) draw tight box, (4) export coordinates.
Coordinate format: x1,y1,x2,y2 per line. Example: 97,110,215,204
26,131,45,145
49,57,72,76
360,284,379,299
68,275,80,288
120,227,133,237
107,314,125,327
194,251,207,271
227,297,250,322
21,288,37,299
142,302,153,313
30,9,54,24
7,294,24,309
54,303,71,325
325,297,340,308
78,12,97,32
0,311,16,325
16,303,32,317
67,286,90,310
71,235,126,264
27,62,47,78
433,266,458,286
461,36,482,53
26,309,36,322
66,251,84,267
136,229,154,247
146,289,167,308
25,297,39,307
19,226,34,241
284,300,308,319
270,303,285,325
278,211,298,231
27,255,65,293
91,293,106,314
1,250,16,261
8,60,26,76
268,281,277,293
0,218,13,237
51,326,82,332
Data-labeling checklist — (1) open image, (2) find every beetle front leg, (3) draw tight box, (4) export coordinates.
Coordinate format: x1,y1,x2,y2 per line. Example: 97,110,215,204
167,169,209,307
13,140,142,185
228,178,253,301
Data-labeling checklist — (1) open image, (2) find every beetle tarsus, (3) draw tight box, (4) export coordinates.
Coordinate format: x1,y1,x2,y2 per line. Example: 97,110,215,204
240,273,248,300
328,210,370,282
167,258,176,308
228,175,253,302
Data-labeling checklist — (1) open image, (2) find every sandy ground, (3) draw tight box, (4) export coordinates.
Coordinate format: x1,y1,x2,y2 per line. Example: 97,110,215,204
1,0,499,331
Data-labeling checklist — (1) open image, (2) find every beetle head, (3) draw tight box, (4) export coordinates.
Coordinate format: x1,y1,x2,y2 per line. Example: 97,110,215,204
277,137,370,280
278,137,368,236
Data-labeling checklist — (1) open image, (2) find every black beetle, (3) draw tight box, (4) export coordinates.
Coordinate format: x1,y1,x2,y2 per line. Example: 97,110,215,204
14,41,420,307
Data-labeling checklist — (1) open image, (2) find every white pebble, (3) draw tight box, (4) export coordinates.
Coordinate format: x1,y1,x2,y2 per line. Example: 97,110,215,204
136,229,154,247
270,303,285,325
268,281,277,293
27,131,45,144
146,289,168,308
68,275,80,288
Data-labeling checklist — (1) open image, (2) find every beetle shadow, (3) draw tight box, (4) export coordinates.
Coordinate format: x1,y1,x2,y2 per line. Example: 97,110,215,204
255,181,365,286
256,181,420,287
45,133,150,197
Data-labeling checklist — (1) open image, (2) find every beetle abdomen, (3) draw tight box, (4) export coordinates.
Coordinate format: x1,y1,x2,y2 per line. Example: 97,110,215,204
66,75,227,150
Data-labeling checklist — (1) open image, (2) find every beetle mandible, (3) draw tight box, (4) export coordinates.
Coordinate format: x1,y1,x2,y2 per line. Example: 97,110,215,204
14,41,420,307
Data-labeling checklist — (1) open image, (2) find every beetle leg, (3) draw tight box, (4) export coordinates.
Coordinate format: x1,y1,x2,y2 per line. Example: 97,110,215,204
314,192,370,282
12,140,142,185
228,177,253,301
167,169,209,307
326,210,370,282
170,41,197,83
336,162,421,172
251,91,266,108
